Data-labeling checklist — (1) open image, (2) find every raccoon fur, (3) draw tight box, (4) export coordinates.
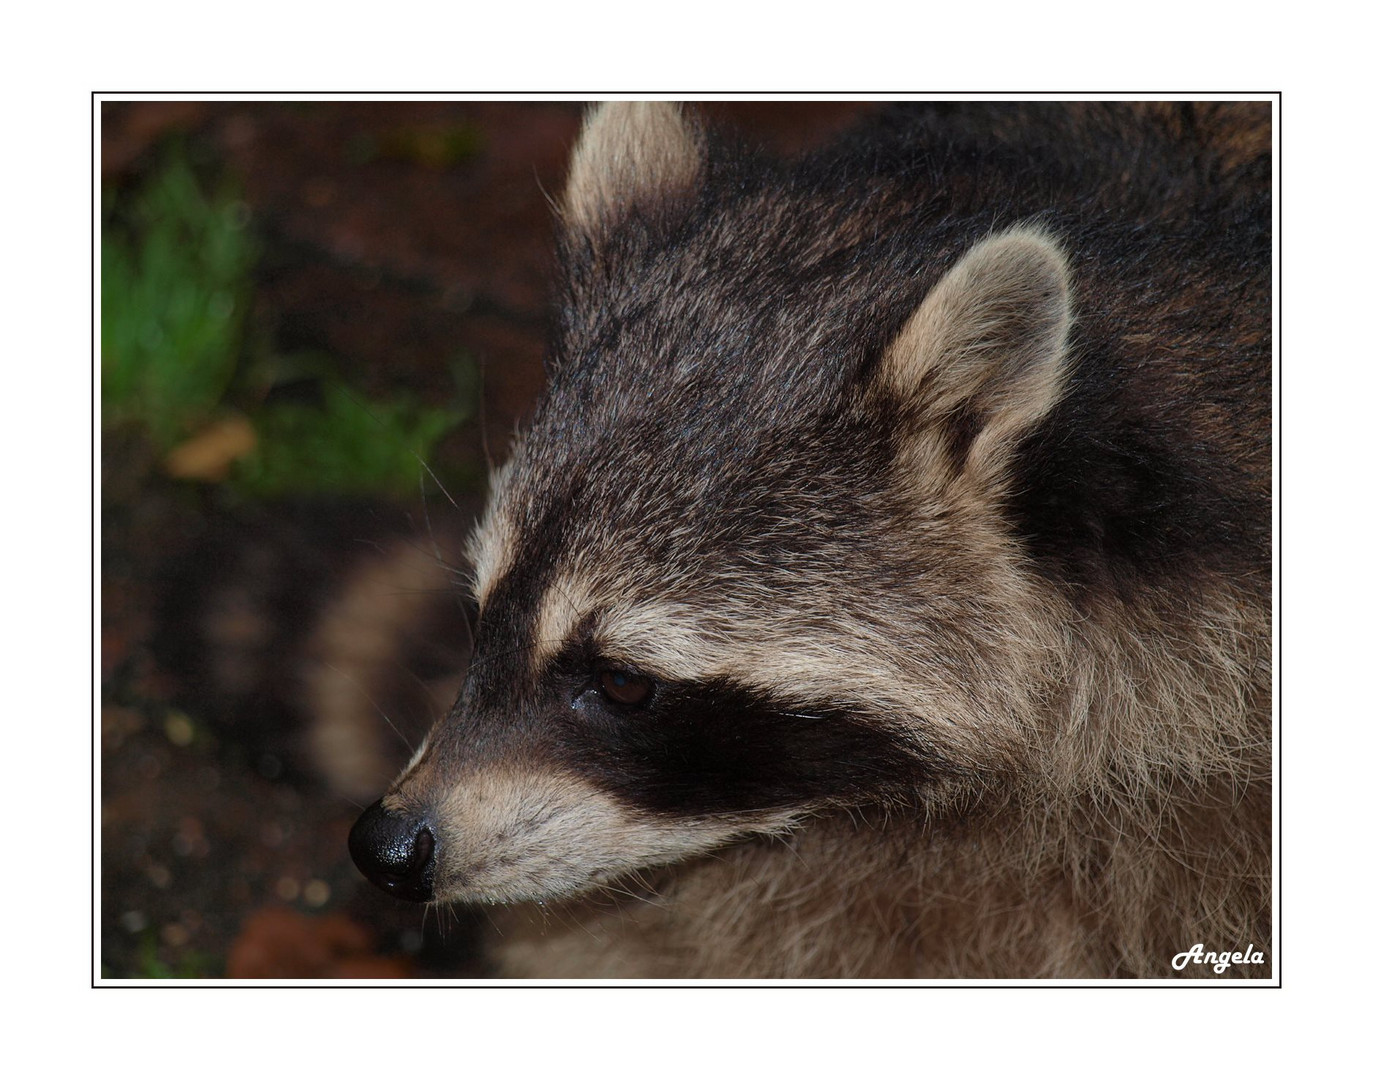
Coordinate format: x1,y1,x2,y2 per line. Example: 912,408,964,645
348,101,1272,979
158,501,474,803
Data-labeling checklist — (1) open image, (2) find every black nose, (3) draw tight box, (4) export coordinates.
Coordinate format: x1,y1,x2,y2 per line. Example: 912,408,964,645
348,800,437,902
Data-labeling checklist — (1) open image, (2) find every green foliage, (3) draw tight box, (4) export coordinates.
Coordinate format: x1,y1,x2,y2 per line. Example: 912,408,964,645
230,378,470,499
101,146,476,501
102,149,255,450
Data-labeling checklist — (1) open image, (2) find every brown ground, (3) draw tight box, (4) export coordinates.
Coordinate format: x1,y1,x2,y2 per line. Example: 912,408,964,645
99,99,876,979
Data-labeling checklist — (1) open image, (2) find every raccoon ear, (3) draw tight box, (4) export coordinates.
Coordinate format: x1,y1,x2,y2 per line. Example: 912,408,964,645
562,101,704,235
880,226,1072,487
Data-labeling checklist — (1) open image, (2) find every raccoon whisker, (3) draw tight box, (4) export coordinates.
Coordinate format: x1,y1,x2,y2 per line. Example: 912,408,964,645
321,383,462,514
539,900,601,942
439,902,463,944
476,355,494,477
319,659,416,756
348,535,392,558
624,868,668,903
773,832,812,872
456,639,547,677
455,590,476,655
526,902,555,932
394,515,465,585
531,163,561,219
480,905,506,940
540,572,598,645
374,583,469,601
410,449,461,513
414,477,453,570
594,881,658,909
457,628,598,681
598,873,667,909
396,666,453,726
437,903,455,944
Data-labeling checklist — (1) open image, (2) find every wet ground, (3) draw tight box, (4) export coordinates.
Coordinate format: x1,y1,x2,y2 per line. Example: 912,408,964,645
99,100,876,979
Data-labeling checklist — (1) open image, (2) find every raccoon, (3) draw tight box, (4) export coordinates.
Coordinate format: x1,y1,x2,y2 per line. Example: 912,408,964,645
348,101,1272,978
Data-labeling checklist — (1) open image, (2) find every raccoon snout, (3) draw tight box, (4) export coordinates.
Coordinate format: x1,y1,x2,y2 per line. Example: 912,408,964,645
348,800,438,903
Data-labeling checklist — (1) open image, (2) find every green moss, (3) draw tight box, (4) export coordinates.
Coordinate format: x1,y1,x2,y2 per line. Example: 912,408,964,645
101,149,256,450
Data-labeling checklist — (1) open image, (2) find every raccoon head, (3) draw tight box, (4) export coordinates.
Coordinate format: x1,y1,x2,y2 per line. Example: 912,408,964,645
350,103,1074,906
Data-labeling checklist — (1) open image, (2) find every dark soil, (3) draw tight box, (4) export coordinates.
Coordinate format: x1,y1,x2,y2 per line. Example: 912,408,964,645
99,99,876,979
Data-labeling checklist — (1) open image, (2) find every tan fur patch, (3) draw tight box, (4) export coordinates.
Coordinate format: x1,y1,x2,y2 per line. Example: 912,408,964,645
392,766,795,905
494,759,1269,979
466,457,519,609
879,225,1072,493
529,570,596,673
302,544,456,801
561,102,703,235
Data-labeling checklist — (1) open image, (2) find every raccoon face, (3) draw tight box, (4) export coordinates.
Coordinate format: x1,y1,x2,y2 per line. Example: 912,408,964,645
350,104,1074,906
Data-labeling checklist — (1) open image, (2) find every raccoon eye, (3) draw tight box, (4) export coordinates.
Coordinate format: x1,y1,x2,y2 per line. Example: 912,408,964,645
598,669,654,707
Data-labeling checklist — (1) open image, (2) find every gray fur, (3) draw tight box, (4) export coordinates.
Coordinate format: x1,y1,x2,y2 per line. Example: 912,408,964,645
362,102,1272,978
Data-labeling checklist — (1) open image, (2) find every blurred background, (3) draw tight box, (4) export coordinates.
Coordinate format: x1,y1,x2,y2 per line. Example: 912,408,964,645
99,99,876,978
